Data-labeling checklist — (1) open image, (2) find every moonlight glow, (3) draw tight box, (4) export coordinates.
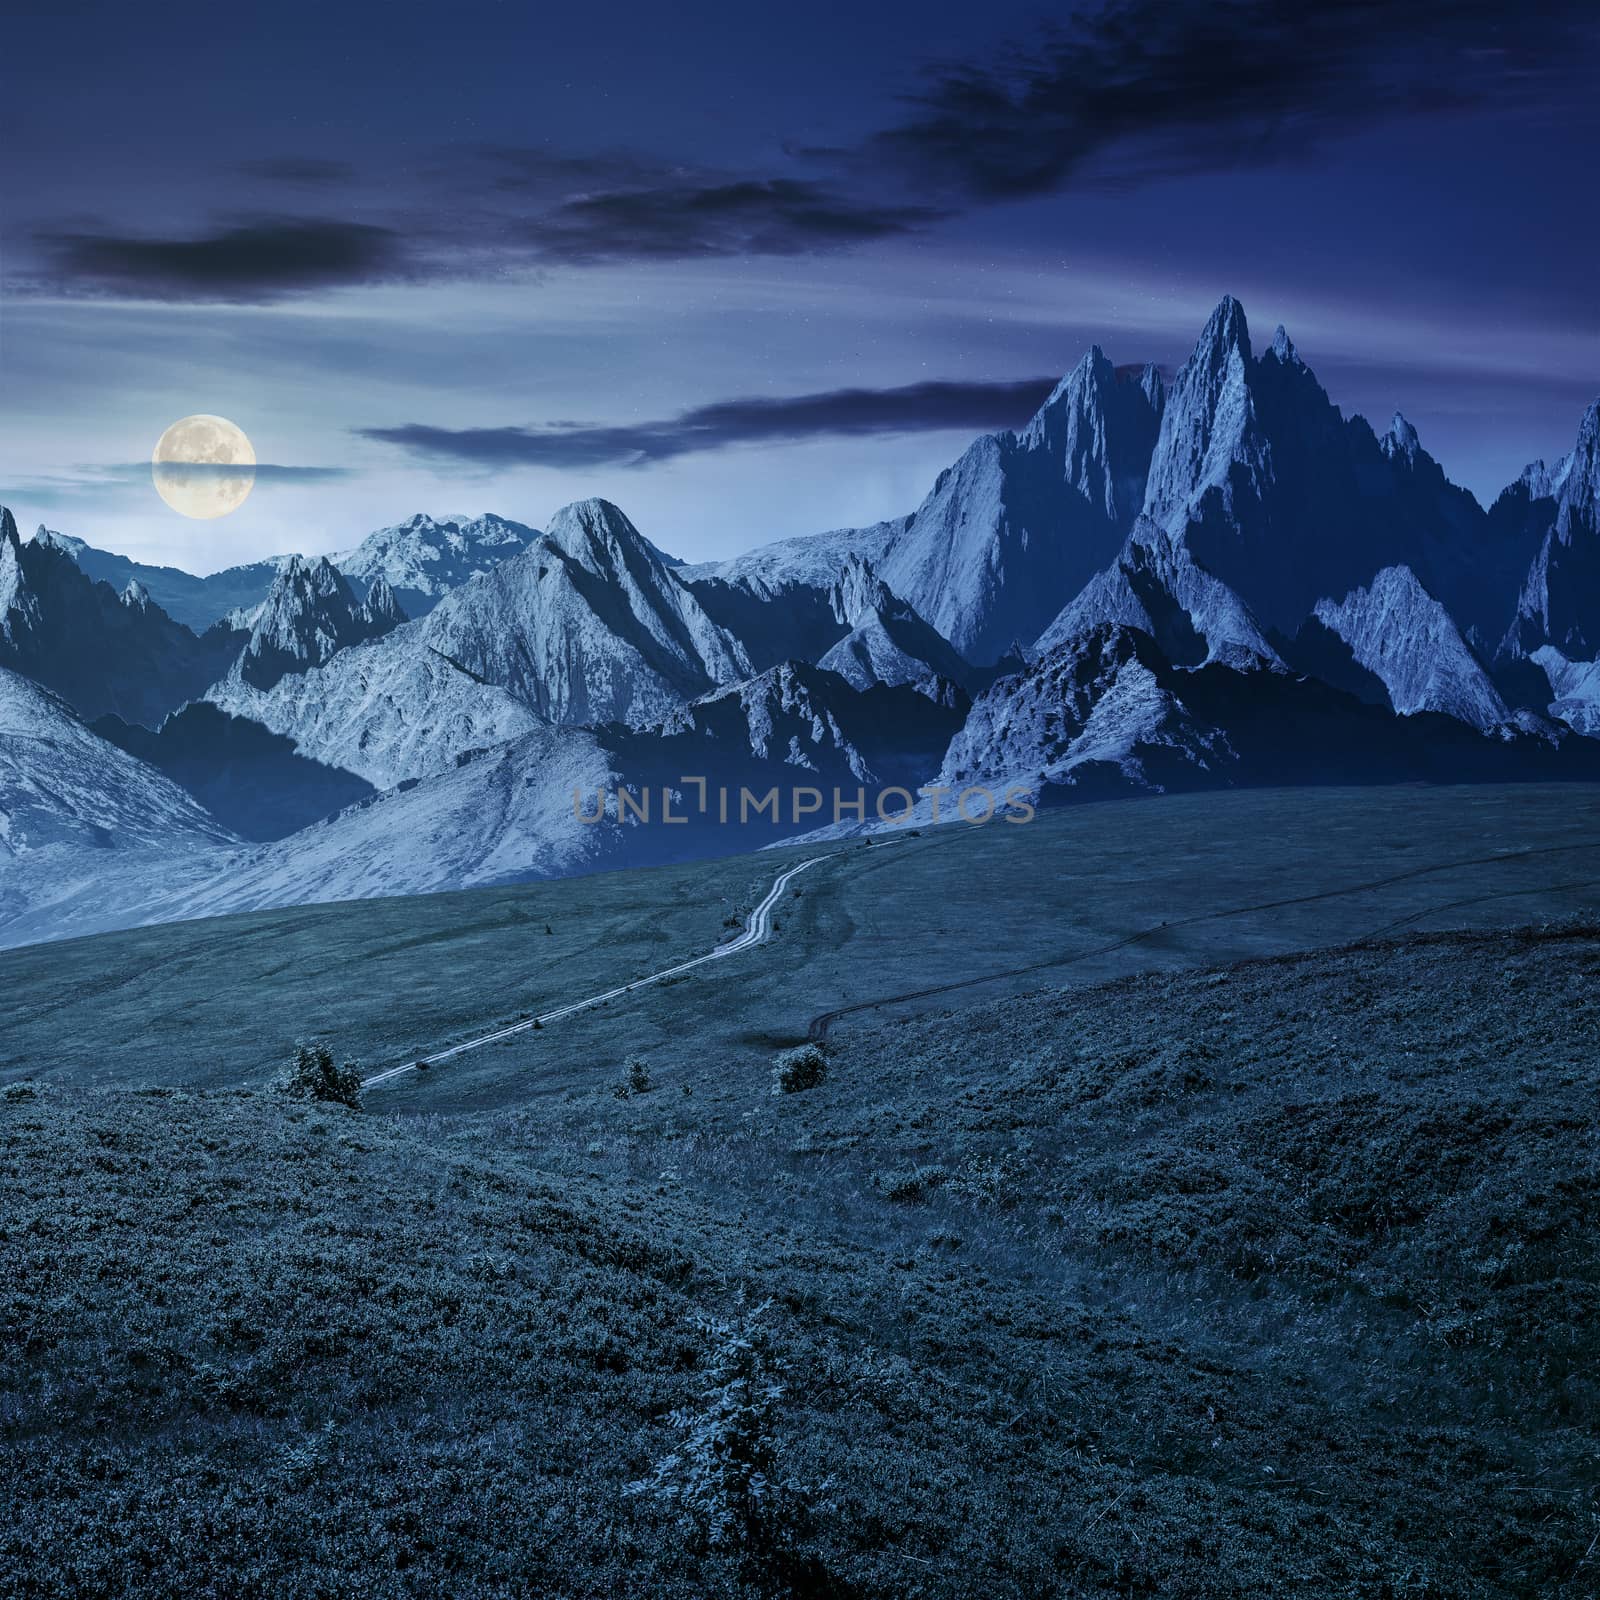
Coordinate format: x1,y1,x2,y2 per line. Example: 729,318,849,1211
151,415,256,519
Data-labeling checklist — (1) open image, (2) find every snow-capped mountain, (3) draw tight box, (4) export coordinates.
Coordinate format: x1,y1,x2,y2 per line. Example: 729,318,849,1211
1503,400,1600,660
1301,566,1511,732
330,512,540,617
872,350,1165,664
204,500,746,784
4,297,1599,949
425,498,751,725
206,624,545,788
0,665,231,858
31,510,538,630
232,555,406,689
1,507,242,727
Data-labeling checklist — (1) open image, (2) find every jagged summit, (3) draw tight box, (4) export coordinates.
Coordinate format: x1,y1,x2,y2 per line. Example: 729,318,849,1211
122,579,152,610
331,510,539,617
1387,412,1422,457
235,554,406,691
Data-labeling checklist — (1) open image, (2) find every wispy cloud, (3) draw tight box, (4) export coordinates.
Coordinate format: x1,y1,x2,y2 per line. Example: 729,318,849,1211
8,461,354,507
863,0,1599,200
356,376,1060,469
19,1,1596,303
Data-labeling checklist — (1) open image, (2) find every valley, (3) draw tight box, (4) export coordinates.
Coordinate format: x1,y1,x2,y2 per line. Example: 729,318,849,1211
6,782,1599,1110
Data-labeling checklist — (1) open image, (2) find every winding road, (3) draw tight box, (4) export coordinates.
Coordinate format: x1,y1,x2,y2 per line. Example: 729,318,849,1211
363,855,825,1091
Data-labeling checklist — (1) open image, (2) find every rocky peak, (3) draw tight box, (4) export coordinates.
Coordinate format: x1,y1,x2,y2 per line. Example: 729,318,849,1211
122,579,152,610
237,553,402,690
362,574,407,630
1384,412,1422,460
827,554,895,629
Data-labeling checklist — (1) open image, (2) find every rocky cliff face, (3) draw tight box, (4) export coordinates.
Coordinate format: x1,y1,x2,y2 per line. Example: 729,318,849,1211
0,507,242,727
234,555,407,690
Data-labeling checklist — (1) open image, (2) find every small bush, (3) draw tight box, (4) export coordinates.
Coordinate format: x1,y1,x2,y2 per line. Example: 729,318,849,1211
280,1042,362,1110
771,1045,828,1096
615,1056,652,1098
875,1163,948,1203
626,1299,827,1568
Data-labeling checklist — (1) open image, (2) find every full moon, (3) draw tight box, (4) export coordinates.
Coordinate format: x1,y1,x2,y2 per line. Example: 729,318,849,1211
151,415,256,519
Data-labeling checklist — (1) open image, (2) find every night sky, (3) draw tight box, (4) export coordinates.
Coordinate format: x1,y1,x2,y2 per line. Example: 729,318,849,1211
4,0,1597,572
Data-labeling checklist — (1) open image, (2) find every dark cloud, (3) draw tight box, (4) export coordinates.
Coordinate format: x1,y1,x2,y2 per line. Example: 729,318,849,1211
867,0,1600,199
33,218,412,303
357,376,1060,469
519,177,945,264
28,2,1596,304
238,157,357,184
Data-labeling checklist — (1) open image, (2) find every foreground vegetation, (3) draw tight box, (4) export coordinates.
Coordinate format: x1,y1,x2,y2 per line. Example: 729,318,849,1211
4,921,1597,1596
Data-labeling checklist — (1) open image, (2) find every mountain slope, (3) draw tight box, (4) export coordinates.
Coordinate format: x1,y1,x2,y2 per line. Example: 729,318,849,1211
211,499,753,784
1533,647,1600,736
423,498,750,726
330,512,540,617
932,622,1600,819
812,556,970,694
0,666,236,941
29,528,291,632
1504,400,1600,659
32,511,539,630
874,351,1165,663
1304,566,1511,732
233,556,406,689
1,508,241,726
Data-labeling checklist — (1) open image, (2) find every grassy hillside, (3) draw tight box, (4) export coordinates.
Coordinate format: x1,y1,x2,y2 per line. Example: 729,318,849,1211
4,922,1597,1596
3,784,1600,1109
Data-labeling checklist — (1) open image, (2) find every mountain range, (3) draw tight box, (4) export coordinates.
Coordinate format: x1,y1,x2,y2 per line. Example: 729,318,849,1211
3,295,1598,946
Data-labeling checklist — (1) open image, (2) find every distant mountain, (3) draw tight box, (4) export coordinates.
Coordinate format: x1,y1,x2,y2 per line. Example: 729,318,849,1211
0,665,236,943
211,499,753,786
231,555,407,690
1,507,242,727
205,625,545,788
655,659,964,791
30,510,539,630
29,528,290,632
813,556,970,696
1299,566,1511,733
692,350,1164,665
329,512,541,617
426,499,751,724
1502,400,1600,660
1533,647,1600,737
93,702,374,841
936,622,1599,814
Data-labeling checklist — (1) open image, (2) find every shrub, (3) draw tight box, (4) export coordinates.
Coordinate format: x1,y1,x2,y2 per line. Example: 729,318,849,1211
875,1163,948,1203
626,1299,827,1568
771,1045,828,1096
280,1042,362,1110
615,1056,652,1098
